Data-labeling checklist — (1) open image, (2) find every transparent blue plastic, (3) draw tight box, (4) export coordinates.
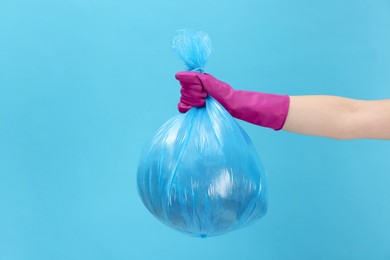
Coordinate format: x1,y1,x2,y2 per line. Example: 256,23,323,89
137,29,267,237
172,29,212,73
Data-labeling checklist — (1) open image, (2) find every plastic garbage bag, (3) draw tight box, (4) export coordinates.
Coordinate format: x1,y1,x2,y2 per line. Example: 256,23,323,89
137,29,268,237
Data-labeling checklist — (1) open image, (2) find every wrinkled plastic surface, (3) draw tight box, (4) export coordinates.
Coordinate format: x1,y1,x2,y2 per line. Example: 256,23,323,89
137,29,267,237
172,29,212,73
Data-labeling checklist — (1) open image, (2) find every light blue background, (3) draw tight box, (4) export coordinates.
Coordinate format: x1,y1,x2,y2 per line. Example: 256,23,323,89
1,0,389,259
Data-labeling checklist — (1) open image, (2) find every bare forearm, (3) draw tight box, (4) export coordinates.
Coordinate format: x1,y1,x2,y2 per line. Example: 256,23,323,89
282,96,390,140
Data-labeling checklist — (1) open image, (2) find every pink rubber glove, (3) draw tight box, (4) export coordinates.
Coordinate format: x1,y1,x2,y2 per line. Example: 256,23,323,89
175,71,290,131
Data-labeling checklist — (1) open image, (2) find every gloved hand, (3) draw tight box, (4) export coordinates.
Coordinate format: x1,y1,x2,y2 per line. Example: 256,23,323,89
175,71,290,130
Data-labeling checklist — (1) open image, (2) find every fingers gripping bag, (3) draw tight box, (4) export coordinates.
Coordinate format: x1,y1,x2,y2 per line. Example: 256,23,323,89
137,29,268,237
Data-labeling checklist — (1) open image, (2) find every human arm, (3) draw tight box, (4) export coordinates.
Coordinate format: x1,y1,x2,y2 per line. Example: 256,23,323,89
176,72,390,140
284,96,390,140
